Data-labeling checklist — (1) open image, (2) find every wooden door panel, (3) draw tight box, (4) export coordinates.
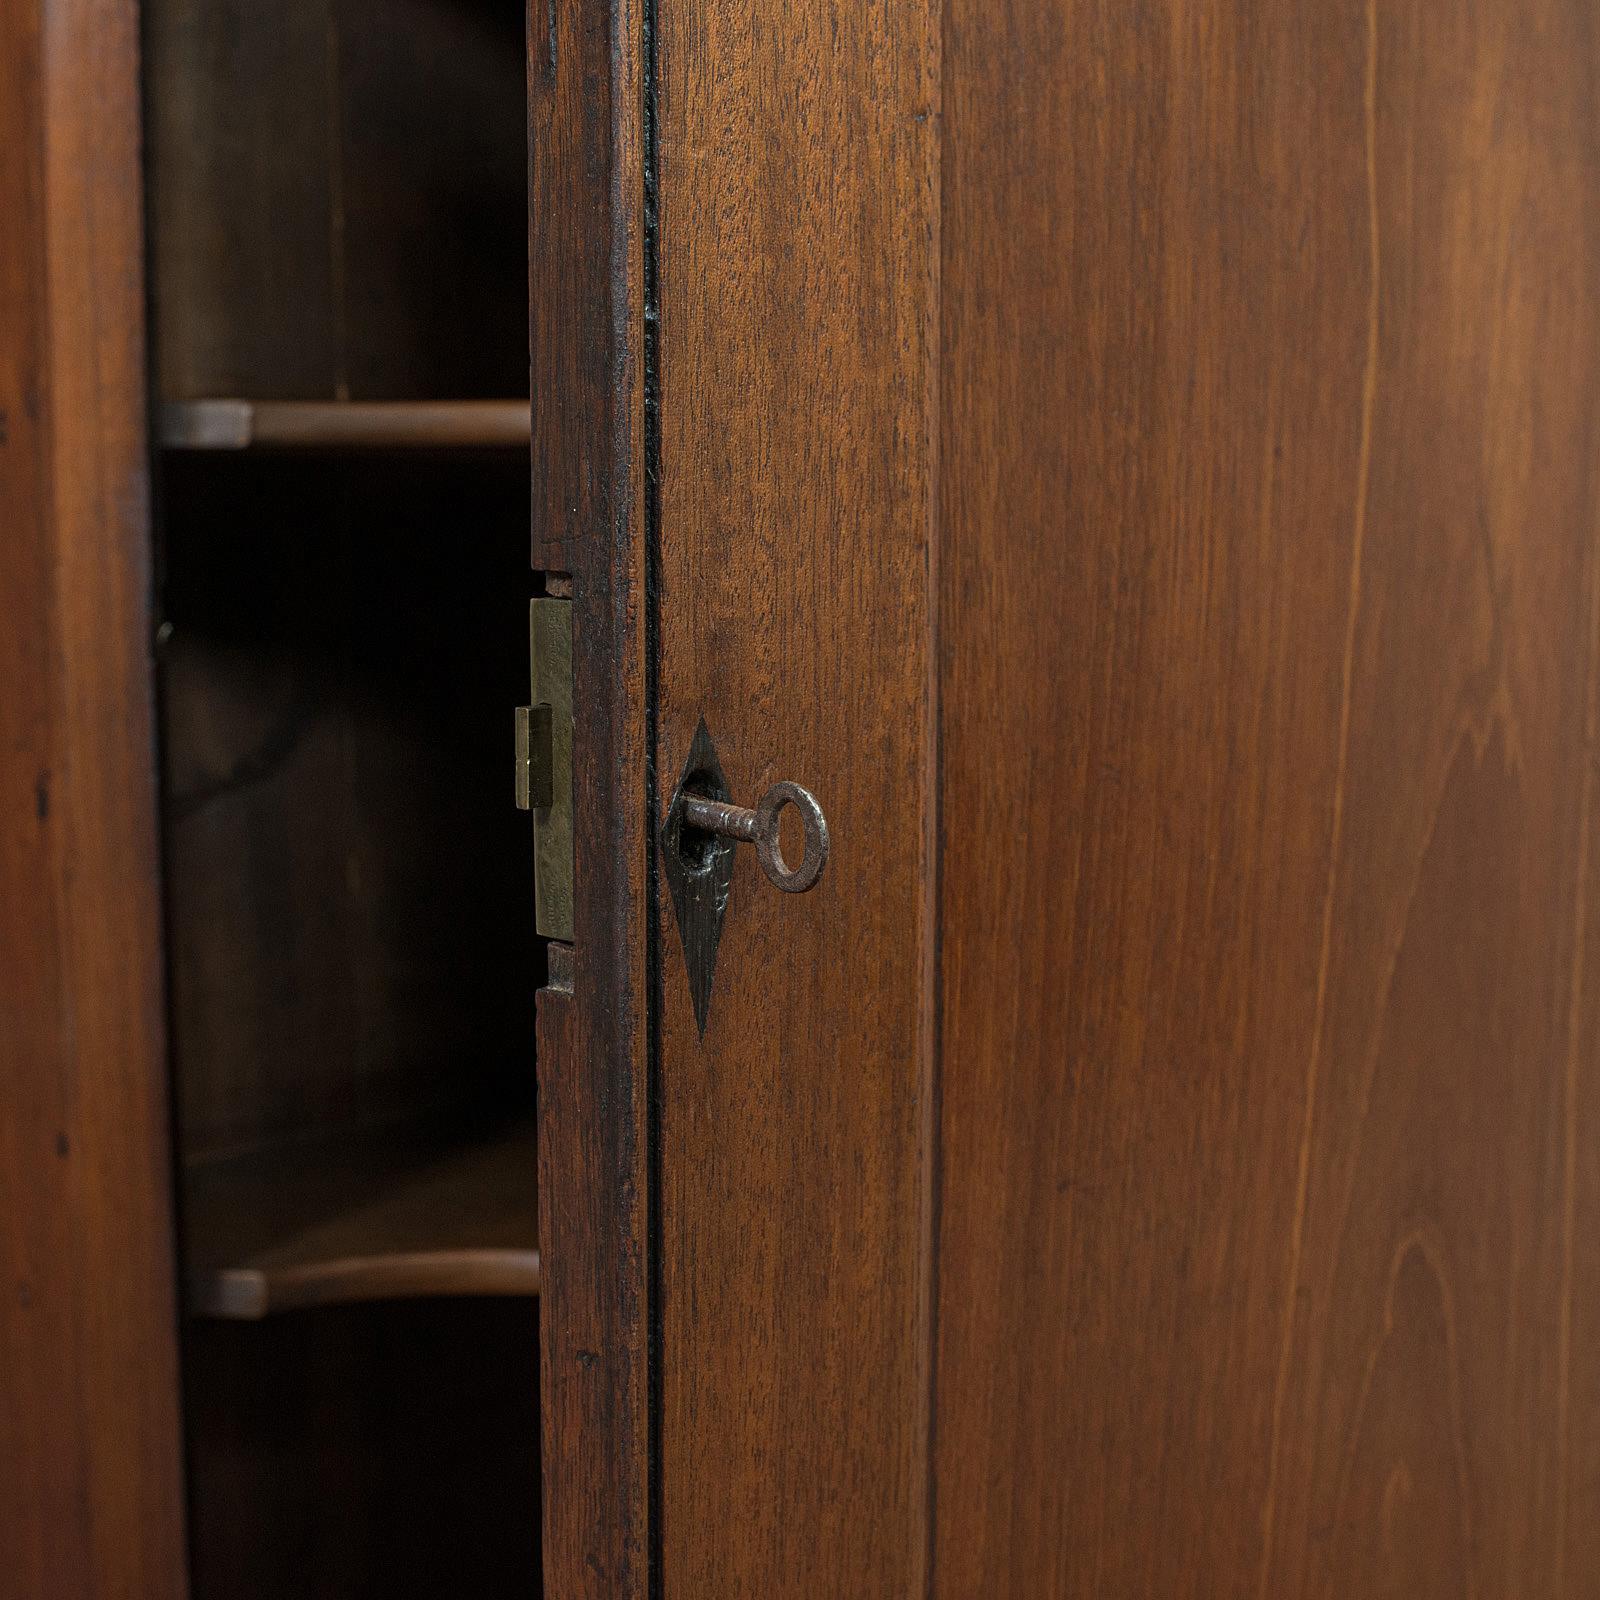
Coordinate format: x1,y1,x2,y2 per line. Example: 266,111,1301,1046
654,2,938,1592
934,1,1600,1595
935,2,1373,1588
550,0,1600,1593
1266,6,1600,1589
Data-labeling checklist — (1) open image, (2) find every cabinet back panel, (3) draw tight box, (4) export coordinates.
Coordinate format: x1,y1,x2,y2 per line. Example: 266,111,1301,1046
184,1301,539,1600
144,0,527,401
158,454,536,1160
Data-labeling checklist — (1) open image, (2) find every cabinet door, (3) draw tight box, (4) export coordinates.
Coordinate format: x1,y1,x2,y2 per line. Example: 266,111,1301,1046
534,1,1600,1595
0,2,188,1596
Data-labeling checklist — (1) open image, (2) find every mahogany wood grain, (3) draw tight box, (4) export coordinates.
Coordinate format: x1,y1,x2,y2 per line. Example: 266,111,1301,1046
933,2,1600,1596
1261,8,1600,1592
1570,650,1600,1595
529,1,651,1594
0,0,188,1593
654,2,938,1593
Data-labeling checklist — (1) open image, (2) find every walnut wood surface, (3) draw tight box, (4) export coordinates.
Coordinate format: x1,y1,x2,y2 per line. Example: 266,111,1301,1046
933,1,1600,1595
529,1,651,1596
654,3,938,1594
184,1119,539,1318
0,0,188,1593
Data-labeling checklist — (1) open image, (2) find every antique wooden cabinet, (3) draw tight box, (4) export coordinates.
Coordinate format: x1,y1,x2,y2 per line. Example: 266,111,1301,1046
5,0,1600,1595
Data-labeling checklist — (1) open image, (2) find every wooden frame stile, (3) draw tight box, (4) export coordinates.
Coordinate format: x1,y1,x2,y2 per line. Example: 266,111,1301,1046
529,0,652,1595
649,0,940,1589
0,0,189,1595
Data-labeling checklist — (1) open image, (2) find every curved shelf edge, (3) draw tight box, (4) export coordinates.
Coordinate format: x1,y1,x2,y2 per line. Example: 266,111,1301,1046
160,398,532,451
189,1247,542,1320
182,1117,539,1321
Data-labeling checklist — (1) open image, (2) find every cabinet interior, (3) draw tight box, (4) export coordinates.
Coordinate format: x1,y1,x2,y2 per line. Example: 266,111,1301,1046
142,2,541,1594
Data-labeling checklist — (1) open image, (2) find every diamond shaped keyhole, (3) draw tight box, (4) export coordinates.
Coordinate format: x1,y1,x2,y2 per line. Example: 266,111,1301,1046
660,719,737,1036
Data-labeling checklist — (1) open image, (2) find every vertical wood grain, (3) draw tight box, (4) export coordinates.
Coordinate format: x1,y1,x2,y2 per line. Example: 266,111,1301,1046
1566,560,1600,1595
0,0,188,1593
933,1,1600,1595
529,0,631,579
1262,6,1600,1592
654,2,938,1592
529,0,650,1595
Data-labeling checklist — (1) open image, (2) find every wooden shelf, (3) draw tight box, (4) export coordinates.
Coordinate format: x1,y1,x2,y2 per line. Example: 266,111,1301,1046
184,1119,539,1319
159,399,531,452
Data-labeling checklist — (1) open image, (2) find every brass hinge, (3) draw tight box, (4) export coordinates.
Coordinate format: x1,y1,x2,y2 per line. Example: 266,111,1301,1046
515,596,573,941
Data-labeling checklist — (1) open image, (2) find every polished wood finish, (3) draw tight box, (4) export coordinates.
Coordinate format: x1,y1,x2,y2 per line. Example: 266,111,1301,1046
0,0,188,1593
185,1118,539,1318
160,399,531,452
529,1,650,1595
1572,669,1600,1597
654,2,938,1593
145,0,527,402
1261,10,1600,1590
933,2,1600,1595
